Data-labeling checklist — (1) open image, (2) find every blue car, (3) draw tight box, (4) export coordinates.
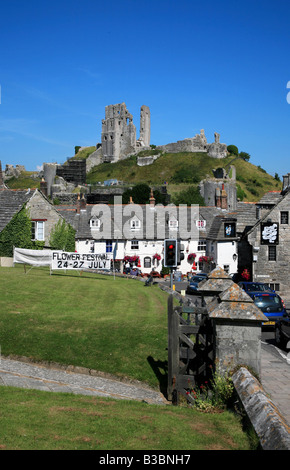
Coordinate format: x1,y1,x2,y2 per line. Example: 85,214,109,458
186,274,208,294
238,281,274,293
248,292,286,325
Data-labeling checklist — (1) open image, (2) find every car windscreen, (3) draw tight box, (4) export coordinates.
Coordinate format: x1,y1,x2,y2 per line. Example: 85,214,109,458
190,276,205,283
253,295,283,312
246,283,271,292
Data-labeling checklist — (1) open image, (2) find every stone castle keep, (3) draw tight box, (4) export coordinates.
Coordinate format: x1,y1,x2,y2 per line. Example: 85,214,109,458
100,102,227,163
101,103,151,163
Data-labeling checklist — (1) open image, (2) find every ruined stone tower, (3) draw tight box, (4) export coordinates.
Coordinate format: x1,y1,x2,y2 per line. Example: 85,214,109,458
139,105,150,148
101,103,137,163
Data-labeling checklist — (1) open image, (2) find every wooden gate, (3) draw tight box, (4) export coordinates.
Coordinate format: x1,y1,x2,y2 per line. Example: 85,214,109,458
167,294,214,404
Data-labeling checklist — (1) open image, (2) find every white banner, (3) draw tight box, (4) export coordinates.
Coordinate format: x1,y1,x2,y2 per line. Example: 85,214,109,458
13,247,52,266
51,251,112,270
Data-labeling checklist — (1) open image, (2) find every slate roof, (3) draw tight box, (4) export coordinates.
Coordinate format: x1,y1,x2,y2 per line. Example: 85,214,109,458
244,188,289,239
257,191,282,205
57,202,228,241
235,202,257,235
0,189,34,233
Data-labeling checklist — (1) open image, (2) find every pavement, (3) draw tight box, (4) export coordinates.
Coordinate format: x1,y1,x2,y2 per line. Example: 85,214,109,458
260,341,290,427
0,341,289,426
0,357,167,405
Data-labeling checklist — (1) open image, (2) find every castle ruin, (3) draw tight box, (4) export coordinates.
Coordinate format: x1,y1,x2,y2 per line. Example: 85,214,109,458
101,103,150,163
157,130,227,158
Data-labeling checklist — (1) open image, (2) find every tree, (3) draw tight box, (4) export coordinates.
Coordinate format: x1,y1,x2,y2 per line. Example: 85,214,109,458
227,145,239,156
0,207,44,257
172,186,205,206
49,219,76,252
239,151,250,161
122,183,166,205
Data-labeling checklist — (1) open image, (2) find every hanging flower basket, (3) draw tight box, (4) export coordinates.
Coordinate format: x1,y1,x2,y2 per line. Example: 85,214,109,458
241,268,250,281
187,253,196,263
199,255,213,264
153,253,161,261
123,255,140,264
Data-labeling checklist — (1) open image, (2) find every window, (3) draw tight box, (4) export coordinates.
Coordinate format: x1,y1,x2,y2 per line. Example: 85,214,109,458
281,211,289,224
196,220,206,229
198,240,206,251
106,240,112,253
90,218,100,229
168,219,178,229
131,240,139,250
269,283,280,291
144,257,151,268
31,221,45,241
268,245,276,261
130,219,141,230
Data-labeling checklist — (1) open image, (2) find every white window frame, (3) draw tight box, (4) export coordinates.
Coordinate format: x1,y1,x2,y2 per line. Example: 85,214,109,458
131,240,139,250
168,219,178,230
130,219,141,231
198,239,207,251
31,220,45,241
196,220,206,230
90,218,101,229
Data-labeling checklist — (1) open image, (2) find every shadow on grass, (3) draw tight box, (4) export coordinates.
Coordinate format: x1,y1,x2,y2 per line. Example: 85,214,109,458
147,356,168,399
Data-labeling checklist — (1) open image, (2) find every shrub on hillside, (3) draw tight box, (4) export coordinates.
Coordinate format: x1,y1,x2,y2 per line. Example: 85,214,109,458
227,145,239,156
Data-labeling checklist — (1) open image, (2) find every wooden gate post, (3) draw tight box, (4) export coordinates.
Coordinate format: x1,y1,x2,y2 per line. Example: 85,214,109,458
167,294,180,402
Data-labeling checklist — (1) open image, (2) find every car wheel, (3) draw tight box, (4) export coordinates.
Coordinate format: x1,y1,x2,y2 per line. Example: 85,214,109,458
275,325,287,349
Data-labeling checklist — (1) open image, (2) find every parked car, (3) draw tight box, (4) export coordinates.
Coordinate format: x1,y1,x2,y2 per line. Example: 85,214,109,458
186,274,208,294
249,292,286,325
275,312,290,348
238,281,274,293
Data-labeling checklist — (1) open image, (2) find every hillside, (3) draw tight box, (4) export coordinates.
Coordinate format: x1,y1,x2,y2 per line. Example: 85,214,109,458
86,151,282,202
4,150,282,203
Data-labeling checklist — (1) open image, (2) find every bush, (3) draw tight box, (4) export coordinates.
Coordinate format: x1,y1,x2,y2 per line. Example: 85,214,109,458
172,186,205,206
0,208,44,257
227,145,239,156
49,219,76,251
171,167,201,184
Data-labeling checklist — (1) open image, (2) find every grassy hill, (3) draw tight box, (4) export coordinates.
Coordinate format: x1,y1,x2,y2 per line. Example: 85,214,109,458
5,150,282,203
86,151,282,202
5,171,41,190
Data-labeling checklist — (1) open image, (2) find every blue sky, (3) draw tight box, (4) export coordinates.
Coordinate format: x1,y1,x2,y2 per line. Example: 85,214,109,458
1,0,290,178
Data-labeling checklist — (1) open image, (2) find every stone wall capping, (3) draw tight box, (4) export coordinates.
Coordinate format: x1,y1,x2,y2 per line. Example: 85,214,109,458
232,367,290,450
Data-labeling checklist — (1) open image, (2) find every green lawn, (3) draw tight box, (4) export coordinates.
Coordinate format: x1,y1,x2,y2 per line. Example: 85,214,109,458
0,387,257,450
0,265,259,450
0,266,168,388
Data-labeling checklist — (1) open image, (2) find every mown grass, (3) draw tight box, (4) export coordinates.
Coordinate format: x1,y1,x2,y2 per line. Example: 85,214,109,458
0,387,257,450
0,266,259,450
0,266,168,388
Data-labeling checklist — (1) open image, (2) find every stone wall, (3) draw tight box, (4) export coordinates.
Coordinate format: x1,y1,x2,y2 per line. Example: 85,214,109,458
26,191,64,246
157,130,227,158
247,190,290,302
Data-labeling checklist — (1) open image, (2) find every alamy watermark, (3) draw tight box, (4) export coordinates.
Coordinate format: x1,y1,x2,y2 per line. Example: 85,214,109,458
89,196,201,241
287,81,290,104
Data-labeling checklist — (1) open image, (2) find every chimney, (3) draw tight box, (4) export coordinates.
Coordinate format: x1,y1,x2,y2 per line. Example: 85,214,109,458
149,188,155,208
76,193,81,214
221,183,228,209
215,186,221,208
80,193,86,211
